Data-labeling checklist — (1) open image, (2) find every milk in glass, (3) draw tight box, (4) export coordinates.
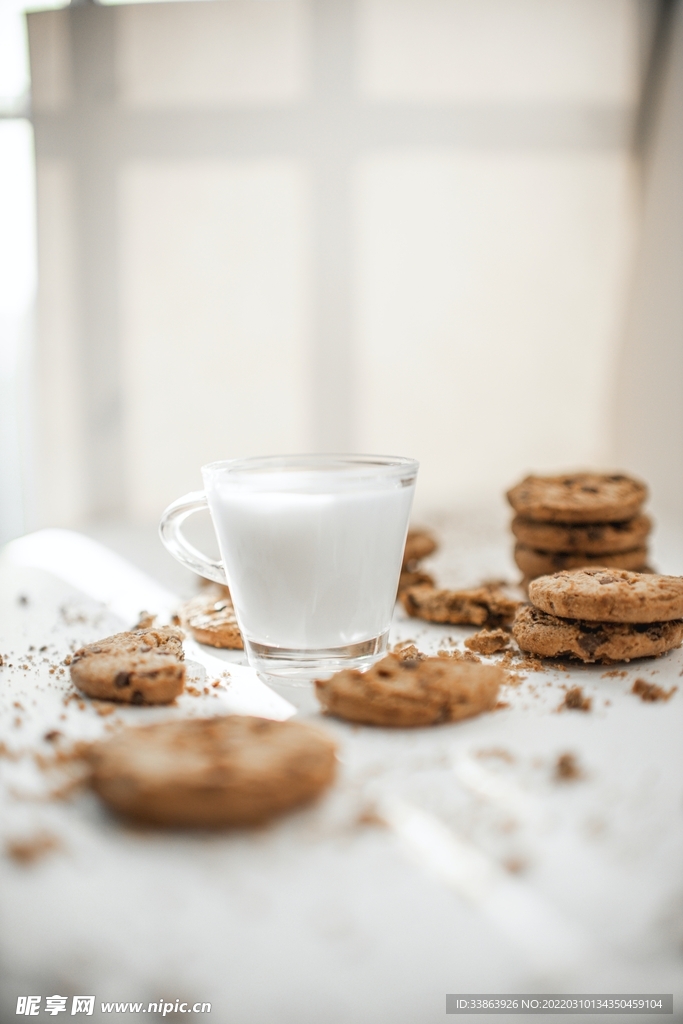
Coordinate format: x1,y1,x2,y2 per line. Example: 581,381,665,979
207,469,414,649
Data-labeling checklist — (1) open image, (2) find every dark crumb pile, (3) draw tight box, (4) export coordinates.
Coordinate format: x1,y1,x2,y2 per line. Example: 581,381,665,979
465,628,510,655
631,678,677,703
560,686,592,712
555,752,582,781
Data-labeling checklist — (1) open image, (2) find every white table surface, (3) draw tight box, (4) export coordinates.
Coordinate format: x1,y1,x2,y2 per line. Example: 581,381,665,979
1,509,682,1023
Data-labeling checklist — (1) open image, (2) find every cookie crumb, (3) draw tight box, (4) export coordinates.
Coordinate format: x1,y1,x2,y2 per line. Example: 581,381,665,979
134,611,157,630
503,856,527,874
437,648,481,663
357,807,386,827
631,678,677,702
95,704,116,717
602,668,627,678
560,686,592,712
555,752,582,781
465,628,510,655
475,747,515,762
393,642,426,661
6,832,61,864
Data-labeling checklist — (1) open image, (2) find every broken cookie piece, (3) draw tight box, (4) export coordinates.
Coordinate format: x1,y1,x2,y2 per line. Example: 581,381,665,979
401,583,519,627
464,628,511,655
315,653,503,727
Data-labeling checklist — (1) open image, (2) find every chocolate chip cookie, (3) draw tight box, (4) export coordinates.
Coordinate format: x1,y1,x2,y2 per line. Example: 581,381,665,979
88,715,337,827
180,586,243,649
401,583,519,627
71,626,185,704
512,605,683,663
506,473,647,523
511,513,651,554
514,544,648,578
529,568,683,623
315,653,503,727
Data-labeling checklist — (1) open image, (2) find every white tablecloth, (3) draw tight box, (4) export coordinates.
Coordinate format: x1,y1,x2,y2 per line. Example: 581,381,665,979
1,511,682,1023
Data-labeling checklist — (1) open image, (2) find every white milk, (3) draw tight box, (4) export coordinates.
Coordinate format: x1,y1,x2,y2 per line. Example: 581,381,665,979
206,471,415,650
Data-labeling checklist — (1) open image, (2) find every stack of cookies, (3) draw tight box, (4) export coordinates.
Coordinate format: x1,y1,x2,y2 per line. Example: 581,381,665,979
506,472,651,583
513,568,683,663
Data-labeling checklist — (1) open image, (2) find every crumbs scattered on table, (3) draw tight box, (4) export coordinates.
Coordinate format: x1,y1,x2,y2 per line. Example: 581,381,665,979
5,832,62,864
503,856,527,874
437,648,481,663
393,642,426,661
602,668,627,679
631,678,677,702
555,752,582,781
559,686,592,712
356,807,386,828
476,747,515,762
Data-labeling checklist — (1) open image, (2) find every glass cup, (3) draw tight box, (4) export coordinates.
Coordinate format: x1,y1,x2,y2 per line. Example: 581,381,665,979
159,454,418,681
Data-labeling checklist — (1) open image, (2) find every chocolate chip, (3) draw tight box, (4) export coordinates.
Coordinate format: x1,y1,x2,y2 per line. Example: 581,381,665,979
577,629,608,654
131,690,144,704
114,671,131,688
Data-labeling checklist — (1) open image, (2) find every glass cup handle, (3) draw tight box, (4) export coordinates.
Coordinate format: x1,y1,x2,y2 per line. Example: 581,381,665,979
158,491,227,585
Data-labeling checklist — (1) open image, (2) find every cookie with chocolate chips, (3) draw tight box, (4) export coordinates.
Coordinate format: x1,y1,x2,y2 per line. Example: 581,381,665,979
315,653,503,727
70,626,185,704
514,544,648,578
512,605,683,663
88,715,337,827
529,568,683,623
180,586,243,649
506,473,647,523
511,513,651,554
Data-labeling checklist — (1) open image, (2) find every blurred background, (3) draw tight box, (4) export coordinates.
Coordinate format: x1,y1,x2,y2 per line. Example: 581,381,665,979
1,0,681,558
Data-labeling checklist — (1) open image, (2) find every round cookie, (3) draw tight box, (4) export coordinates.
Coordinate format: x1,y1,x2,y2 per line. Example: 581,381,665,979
315,653,503,727
529,568,683,623
88,715,337,827
506,473,647,523
512,605,683,663
180,587,243,649
514,544,648,578
511,513,651,554
71,626,185,704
